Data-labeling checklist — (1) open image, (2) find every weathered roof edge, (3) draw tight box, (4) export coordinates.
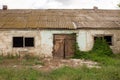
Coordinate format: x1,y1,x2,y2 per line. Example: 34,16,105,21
0,8,120,12
0,27,120,30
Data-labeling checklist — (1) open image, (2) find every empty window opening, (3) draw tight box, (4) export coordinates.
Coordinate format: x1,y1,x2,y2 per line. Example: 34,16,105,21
13,37,34,48
94,35,113,46
13,37,23,47
94,36,103,41
25,37,34,47
104,36,112,45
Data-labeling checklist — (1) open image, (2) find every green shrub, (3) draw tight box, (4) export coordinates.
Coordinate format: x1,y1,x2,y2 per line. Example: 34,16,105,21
73,40,93,59
73,37,114,62
92,37,113,56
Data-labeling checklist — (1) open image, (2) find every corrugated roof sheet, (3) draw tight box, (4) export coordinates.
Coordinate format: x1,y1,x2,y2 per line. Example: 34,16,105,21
0,9,120,29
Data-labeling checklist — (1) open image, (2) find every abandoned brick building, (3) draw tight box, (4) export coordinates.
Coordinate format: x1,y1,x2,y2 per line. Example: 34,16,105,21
0,6,120,58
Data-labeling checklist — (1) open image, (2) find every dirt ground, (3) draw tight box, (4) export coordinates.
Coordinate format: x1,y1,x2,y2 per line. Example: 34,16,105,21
0,58,100,71
39,58,100,71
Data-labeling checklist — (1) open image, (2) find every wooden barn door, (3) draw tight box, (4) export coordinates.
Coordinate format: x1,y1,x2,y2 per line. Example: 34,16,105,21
53,34,76,59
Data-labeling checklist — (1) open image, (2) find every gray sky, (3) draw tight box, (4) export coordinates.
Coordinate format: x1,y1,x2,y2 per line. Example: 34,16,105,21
0,0,119,9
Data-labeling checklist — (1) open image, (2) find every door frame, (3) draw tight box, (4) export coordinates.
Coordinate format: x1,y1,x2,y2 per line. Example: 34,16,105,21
53,34,76,58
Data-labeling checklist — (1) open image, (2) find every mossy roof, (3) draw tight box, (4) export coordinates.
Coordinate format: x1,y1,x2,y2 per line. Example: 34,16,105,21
0,9,120,29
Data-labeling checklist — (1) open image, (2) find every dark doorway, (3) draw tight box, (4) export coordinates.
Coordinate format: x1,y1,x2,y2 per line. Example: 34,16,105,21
53,34,76,59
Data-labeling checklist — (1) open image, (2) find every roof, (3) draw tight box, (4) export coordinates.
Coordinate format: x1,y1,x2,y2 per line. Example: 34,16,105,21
0,9,120,29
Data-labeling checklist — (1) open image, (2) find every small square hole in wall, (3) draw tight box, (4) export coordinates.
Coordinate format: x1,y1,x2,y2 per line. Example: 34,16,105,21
104,36,112,45
25,37,34,47
13,37,23,47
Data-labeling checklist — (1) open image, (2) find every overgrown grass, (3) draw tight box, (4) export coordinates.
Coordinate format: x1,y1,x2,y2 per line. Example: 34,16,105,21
0,54,44,66
0,56,119,80
48,65,120,80
0,53,120,80
0,62,120,80
0,68,40,80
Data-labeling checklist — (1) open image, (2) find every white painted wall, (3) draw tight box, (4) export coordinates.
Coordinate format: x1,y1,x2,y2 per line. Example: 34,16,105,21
77,31,87,51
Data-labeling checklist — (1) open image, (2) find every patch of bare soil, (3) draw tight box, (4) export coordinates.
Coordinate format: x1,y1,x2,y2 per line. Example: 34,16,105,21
0,58,100,71
33,58,100,71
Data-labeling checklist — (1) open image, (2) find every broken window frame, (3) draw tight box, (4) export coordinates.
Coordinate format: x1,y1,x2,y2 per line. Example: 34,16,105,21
94,35,113,46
